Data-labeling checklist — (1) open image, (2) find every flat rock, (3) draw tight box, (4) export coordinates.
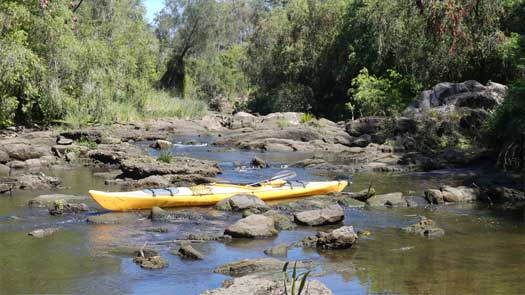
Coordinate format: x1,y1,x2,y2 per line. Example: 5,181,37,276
28,194,87,208
200,274,333,295
293,205,344,226
224,214,277,238
263,210,296,230
214,258,311,276
133,255,169,269
366,192,405,207
316,226,358,249
87,213,139,224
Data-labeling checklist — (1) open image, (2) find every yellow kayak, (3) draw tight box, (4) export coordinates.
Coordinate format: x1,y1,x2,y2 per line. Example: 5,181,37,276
88,180,348,211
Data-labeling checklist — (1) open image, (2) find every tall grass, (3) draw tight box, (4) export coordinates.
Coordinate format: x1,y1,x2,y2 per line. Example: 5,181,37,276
62,90,208,128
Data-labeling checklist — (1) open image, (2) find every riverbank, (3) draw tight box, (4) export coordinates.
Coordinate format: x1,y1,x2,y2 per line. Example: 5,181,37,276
0,80,524,294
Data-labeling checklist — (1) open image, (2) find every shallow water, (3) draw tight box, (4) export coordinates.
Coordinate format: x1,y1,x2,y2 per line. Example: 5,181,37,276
1,137,524,295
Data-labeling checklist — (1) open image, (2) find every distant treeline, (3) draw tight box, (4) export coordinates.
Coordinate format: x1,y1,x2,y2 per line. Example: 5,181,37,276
1,0,524,128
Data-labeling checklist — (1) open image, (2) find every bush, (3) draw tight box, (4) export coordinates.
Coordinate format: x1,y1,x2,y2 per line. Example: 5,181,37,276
485,80,525,170
347,68,421,118
300,113,315,123
157,151,173,164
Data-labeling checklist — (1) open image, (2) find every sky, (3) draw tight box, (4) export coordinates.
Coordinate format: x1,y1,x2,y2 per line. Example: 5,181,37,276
143,0,164,23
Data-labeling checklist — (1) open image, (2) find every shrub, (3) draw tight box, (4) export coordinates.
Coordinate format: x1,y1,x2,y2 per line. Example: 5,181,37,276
157,151,173,164
300,113,315,123
347,68,422,117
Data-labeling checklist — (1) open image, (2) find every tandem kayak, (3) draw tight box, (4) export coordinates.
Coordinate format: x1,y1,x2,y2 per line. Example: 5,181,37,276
88,179,348,211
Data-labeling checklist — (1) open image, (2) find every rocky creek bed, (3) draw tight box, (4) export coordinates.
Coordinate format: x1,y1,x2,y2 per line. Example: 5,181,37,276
1,81,525,294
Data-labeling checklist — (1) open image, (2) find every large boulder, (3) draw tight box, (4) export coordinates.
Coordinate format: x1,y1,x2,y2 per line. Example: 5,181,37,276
345,116,387,136
230,112,259,129
200,275,333,295
150,139,173,150
216,194,268,212
424,186,479,204
293,205,344,226
224,214,277,238
119,155,220,180
0,150,9,163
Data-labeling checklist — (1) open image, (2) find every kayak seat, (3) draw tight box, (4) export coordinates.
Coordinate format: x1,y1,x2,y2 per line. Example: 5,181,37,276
143,187,179,196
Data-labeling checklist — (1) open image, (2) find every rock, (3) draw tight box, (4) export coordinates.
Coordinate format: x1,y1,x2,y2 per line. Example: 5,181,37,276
149,206,170,221
214,258,311,276
28,194,86,207
440,186,478,202
145,227,169,233
425,189,444,204
224,214,277,238
87,213,139,224
150,139,173,150
16,174,61,190
65,152,77,162
250,156,269,168
200,275,333,295
49,202,89,215
4,144,49,161
56,136,74,145
175,242,205,260
28,227,60,238
216,194,268,212
93,170,122,180
136,175,170,188
7,160,27,169
186,233,232,241
315,226,358,249
133,255,169,270
0,183,10,193
293,205,344,226
336,197,366,208
351,134,371,147
402,216,445,237
345,116,387,136
231,112,259,129
347,188,376,201
478,186,525,208
119,155,220,180
264,244,289,257
263,210,296,230
0,164,10,176
0,150,9,163
366,192,405,207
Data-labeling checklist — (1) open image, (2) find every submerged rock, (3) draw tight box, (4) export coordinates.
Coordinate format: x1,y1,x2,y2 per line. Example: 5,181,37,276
214,258,312,276
293,205,344,226
402,216,445,237
144,226,169,233
28,227,60,238
264,244,289,257
108,246,158,257
87,213,139,224
186,233,232,241
200,274,333,295
224,214,278,238
149,206,170,221
28,194,87,208
133,255,169,270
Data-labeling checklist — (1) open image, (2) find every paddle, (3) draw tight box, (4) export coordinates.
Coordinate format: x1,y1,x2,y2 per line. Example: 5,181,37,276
247,170,297,187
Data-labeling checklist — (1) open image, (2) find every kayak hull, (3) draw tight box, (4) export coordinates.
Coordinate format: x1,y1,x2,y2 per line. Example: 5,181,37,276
89,180,348,211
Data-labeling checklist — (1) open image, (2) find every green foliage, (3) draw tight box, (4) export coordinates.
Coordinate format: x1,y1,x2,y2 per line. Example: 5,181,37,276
347,68,421,117
276,119,291,129
75,137,97,150
485,80,525,170
300,113,315,123
157,151,174,164
282,261,310,295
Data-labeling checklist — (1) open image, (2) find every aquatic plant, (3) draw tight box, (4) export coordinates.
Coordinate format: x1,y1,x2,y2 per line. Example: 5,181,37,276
282,261,310,295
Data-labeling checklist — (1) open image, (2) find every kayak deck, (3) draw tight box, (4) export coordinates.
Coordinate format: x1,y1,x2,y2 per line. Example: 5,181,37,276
89,180,348,211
